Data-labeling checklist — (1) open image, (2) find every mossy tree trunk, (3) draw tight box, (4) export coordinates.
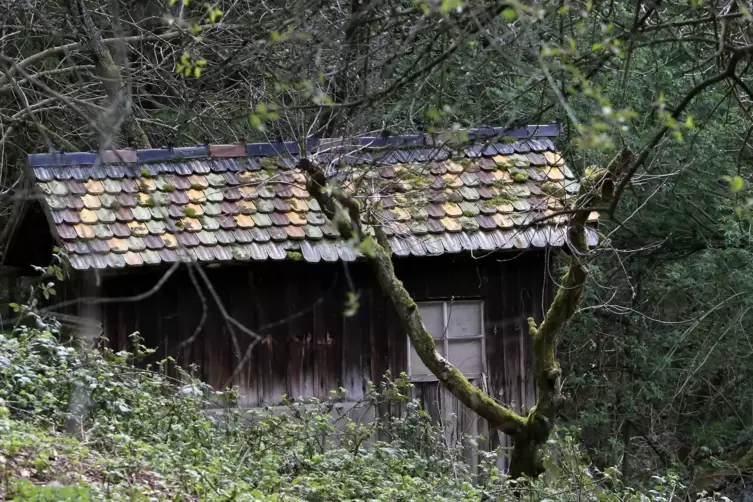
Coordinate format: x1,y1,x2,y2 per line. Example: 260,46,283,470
298,148,632,477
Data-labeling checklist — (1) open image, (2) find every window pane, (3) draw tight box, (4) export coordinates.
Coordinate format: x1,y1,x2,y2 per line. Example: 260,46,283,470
418,303,445,339
446,302,482,338
410,343,445,377
448,339,483,374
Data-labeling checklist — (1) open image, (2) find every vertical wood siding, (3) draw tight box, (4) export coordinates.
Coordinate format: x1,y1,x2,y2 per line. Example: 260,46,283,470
95,252,553,460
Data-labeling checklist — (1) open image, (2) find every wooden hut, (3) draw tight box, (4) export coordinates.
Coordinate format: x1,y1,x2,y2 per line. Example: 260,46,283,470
4,124,592,455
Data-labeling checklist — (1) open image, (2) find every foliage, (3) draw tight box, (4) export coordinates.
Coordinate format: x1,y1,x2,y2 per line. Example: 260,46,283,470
0,305,733,501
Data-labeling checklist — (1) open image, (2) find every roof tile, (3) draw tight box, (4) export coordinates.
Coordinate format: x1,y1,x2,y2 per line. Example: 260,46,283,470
441,203,462,217
303,225,324,240
168,205,185,218
80,209,97,224
250,227,270,242
47,197,66,211
31,134,580,269
203,202,221,216
144,234,166,249
132,206,152,222
512,199,531,212
256,199,275,213
459,186,479,201
188,174,208,189
223,187,243,201
89,239,109,253
245,243,265,260
49,181,69,195
168,191,189,205
286,225,305,239
441,217,461,232
197,231,217,246
493,213,514,229
214,246,234,261
179,232,200,247
62,210,80,224
157,235,176,250
67,181,87,195
158,248,179,262
111,222,130,238
235,214,254,228
187,189,205,203
115,207,133,222
439,233,462,252
183,217,203,232
251,213,272,227
544,151,564,166
459,202,480,216
117,193,137,207
315,241,339,262
69,255,90,269
268,226,288,241
126,237,146,251
108,238,128,253
270,212,290,226
107,253,126,268
93,224,113,239
141,249,162,265
73,255,99,273
547,166,565,181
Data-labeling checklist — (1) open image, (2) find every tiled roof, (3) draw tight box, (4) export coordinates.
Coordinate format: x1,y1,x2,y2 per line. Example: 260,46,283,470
27,126,596,270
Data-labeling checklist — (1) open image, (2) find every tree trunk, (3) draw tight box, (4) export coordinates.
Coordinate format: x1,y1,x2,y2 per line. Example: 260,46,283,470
66,0,150,148
298,147,632,477
508,149,633,476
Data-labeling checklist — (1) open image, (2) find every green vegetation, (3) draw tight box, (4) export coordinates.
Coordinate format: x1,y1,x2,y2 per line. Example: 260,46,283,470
0,313,729,501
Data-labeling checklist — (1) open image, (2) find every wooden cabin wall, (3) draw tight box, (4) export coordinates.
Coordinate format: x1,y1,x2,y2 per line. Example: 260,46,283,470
94,251,553,434
397,251,553,464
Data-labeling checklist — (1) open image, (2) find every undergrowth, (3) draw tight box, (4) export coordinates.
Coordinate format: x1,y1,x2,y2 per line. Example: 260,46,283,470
0,266,734,500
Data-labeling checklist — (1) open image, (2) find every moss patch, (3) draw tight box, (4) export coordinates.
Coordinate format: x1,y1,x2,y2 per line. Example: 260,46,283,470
541,181,565,198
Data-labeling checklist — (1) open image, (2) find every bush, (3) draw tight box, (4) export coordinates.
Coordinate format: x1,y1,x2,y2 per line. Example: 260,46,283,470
0,315,487,500
0,282,735,500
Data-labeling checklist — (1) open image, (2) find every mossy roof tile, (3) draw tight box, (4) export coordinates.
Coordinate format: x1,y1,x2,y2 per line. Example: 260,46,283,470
30,132,581,268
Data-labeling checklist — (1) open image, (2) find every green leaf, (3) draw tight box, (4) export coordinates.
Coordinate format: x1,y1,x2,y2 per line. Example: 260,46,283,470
440,0,463,15
731,175,745,193
344,291,360,317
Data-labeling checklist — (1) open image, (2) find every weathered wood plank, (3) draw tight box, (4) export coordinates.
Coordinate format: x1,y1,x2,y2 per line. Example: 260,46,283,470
90,253,550,470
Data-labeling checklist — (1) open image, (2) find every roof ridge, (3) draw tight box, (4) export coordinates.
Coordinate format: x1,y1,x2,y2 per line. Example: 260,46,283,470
27,124,560,168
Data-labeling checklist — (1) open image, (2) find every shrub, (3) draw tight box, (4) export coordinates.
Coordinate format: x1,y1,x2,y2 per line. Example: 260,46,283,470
0,274,735,501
